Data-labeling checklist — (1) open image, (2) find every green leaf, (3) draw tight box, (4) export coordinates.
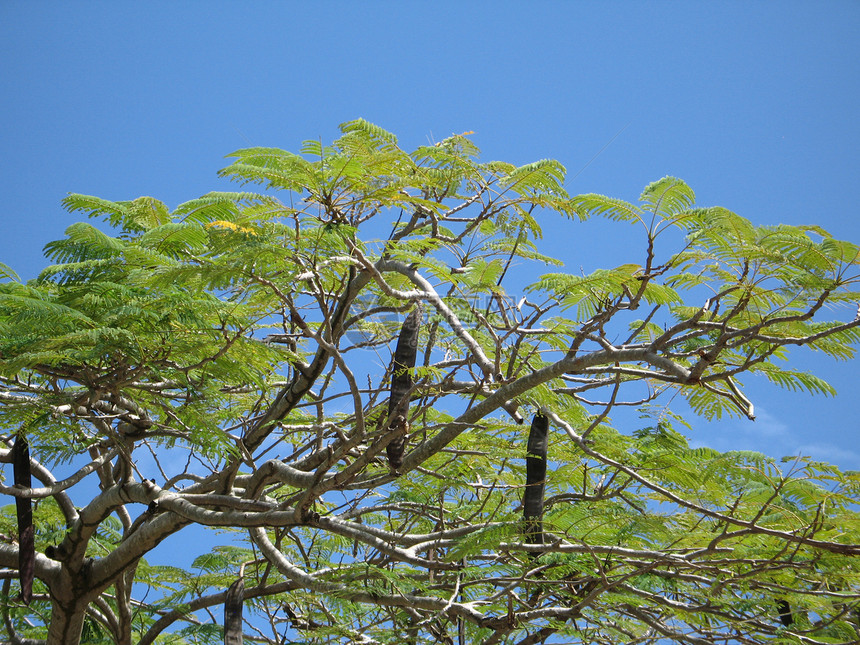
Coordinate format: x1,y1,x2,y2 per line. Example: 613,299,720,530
639,176,696,215
571,193,642,223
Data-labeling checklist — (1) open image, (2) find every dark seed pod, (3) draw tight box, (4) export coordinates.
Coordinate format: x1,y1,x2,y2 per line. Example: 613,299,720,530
224,576,245,645
386,416,410,472
523,414,549,546
386,304,421,472
776,599,792,627
12,435,34,604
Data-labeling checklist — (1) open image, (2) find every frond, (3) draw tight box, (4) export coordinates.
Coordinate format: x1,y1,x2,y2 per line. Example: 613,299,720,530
687,207,756,245
173,191,275,224
530,265,680,317
822,238,860,265
435,131,482,159
751,363,836,396
570,193,642,223
639,176,696,215
412,132,482,171
663,207,711,230
484,237,564,267
639,281,683,306
500,159,567,196
37,258,119,284
457,258,505,292
44,223,125,265
0,262,19,282
683,384,748,421
127,196,172,230
484,160,517,177
0,289,96,328
338,118,398,146
139,222,208,254
61,193,130,227
757,226,838,275
804,324,860,360
219,147,315,192
60,194,171,233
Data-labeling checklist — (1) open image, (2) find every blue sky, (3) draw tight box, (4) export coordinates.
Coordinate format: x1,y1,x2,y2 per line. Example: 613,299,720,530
2,2,859,469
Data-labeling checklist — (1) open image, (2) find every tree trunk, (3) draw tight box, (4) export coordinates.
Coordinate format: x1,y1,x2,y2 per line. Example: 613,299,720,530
44,565,109,645
46,600,87,645
115,567,136,645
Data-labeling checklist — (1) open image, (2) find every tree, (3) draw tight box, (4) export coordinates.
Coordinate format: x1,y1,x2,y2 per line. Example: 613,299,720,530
1,119,859,645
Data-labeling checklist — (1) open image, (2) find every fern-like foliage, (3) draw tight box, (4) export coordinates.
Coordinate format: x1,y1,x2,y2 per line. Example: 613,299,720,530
1,121,858,645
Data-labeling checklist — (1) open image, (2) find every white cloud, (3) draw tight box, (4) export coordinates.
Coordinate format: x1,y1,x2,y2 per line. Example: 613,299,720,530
686,405,860,470
792,443,860,470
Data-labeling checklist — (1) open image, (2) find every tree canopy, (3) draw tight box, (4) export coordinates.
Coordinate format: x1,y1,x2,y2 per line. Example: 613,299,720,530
1,119,859,645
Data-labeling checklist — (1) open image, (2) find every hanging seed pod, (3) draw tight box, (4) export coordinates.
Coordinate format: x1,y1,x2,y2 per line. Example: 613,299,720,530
224,576,245,645
523,413,549,547
776,599,792,627
386,304,421,472
12,434,34,604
